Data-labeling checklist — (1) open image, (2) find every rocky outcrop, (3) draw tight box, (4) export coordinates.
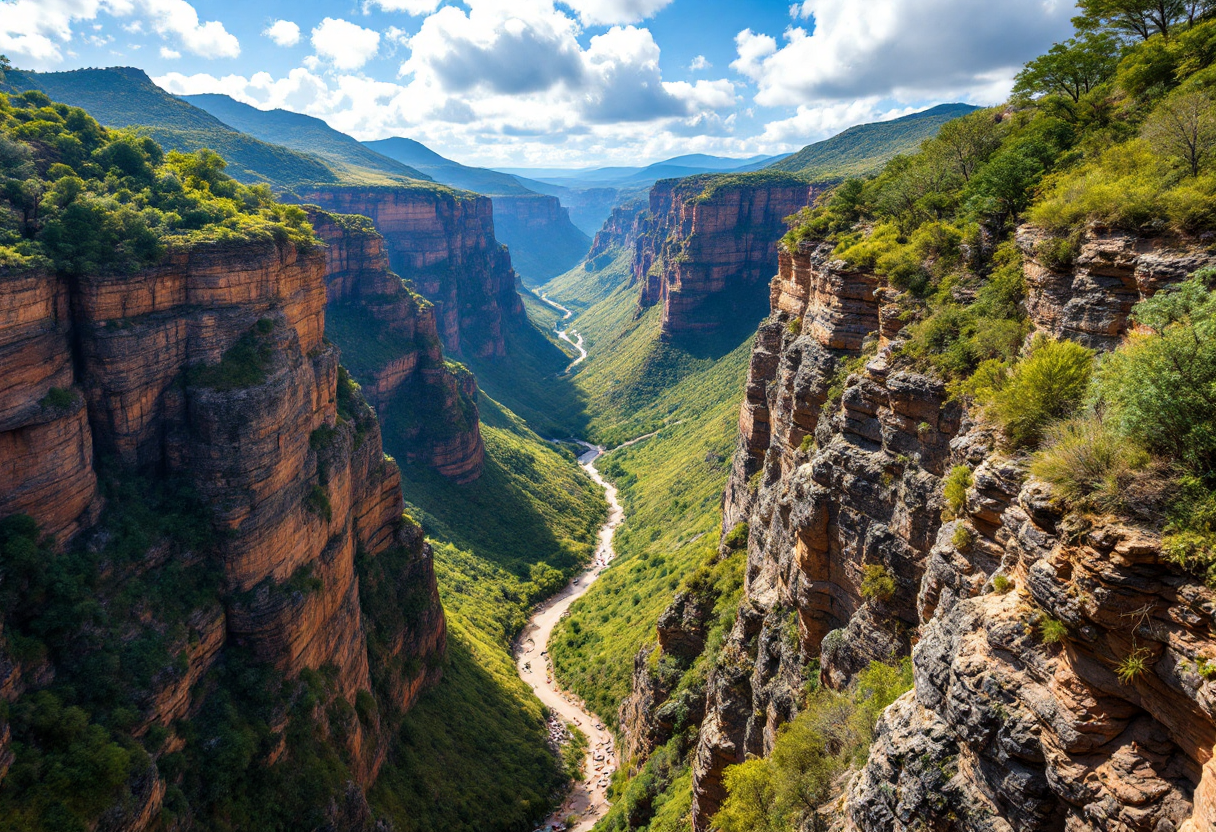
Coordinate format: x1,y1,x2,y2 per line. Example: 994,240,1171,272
672,225,1216,832
490,194,590,284
296,185,524,359
0,230,447,825
588,201,646,261
632,175,813,337
1019,225,1216,350
308,208,484,482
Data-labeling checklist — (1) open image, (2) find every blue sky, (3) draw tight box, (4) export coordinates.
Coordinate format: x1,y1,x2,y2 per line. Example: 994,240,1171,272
2,1,1076,167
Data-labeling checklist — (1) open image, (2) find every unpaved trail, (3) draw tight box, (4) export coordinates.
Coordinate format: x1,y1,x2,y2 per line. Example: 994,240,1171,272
516,443,625,831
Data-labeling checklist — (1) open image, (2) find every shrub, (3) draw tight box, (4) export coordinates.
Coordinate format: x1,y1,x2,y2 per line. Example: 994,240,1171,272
992,573,1014,594
724,522,749,550
1198,658,1216,680
1035,234,1082,271
799,434,815,453
1093,273,1216,473
952,525,975,549
860,564,896,602
39,386,76,410
986,337,1094,449
942,465,973,519
1039,616,1067,644
1030,415,1150,510
1116,647,1151,685
190,326,275,391
304,484,332,522
787,317,802,336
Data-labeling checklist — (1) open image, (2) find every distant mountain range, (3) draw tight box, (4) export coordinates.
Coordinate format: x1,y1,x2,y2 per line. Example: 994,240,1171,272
769,103,981,179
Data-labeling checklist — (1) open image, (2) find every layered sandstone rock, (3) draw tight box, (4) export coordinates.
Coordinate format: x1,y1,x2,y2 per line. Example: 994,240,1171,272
632,175,813,336
0,230,448,824
491,194,590,283
297,185,524,358
665,225,1216,832
308,208,484,482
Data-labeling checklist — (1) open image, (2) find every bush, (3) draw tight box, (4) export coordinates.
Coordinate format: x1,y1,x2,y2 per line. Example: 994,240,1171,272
952,525,975,549
1093,273,1216,472
992,573,1014,594
787,317,802,336
39,386,75,410
986,337,1094,449
724,522,749,550
1116,647,1151,685
860,564,896,602
942,465,972,519
1039,616,1067,644
1030,415,1150,510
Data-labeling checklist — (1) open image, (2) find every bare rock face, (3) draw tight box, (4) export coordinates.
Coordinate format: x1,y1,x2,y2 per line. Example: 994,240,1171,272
308,208,485,482
632,176,813,337
676,225,1216,832
297,186,525,358
0,231,448,823
1018,225,1216,350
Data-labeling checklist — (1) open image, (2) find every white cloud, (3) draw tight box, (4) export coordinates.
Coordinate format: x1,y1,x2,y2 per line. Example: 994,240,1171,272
559,0,672,25
123,20,144,33
263,20,300,47
363,0,440,14
159,45,180,58
689,54,710,71
0,0,107,65
311,17,380,70
760,100,915,144
141,0,240,58
736,0,1072,108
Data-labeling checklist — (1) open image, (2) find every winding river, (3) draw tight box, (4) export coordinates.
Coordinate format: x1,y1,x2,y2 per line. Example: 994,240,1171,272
515,293,619,831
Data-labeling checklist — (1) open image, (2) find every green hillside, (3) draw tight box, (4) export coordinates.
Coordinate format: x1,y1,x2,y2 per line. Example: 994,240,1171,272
183,94,429,182
768,102,979,180
366,137,535,196
2,67,346,189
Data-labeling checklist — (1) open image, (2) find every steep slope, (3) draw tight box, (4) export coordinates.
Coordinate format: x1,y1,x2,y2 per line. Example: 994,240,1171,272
366,136,592,285
296,184,525,359
767,102,979,179
3,68,346,188
0,90,446,829
183,94,429,183
634,172,813,337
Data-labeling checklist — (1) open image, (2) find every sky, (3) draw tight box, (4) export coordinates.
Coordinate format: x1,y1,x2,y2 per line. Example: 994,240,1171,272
1,0,1077,168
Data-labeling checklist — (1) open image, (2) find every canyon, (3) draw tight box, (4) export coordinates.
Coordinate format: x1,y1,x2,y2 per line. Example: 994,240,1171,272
0,222,448,826
605,224,1216,832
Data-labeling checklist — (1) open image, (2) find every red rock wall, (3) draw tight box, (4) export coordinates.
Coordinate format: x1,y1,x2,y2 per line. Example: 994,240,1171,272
632,177,813,336
297,186,524,359
307,208,485,483
0,231,448,816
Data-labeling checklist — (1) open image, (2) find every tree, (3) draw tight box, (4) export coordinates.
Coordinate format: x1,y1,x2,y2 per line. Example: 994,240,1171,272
1014,33,1124,105
1143,89,1216,174
934,110,1005,184
1076,0,1214,40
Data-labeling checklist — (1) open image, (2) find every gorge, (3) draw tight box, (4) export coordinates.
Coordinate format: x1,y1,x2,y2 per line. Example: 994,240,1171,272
5,6,1216,832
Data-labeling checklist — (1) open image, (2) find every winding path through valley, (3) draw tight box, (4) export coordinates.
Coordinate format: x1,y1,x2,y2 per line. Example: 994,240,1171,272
516,442,622,832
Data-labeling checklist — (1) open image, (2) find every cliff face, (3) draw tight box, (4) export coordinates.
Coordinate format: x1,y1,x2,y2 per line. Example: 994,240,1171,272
296,186,524,359
308,209,484,483
0,234,446,826
490,194,591,285
616,228,1216,832
632,176,813,337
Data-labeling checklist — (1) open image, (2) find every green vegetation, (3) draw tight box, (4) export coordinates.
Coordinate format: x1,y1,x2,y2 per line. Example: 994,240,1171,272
189,321,277,390
942,465,973,519
979,337,1095,449
860,564,896,601
769,104,981,181
0,88,316,275
1039,616,1068,644
992,574,1014,595
714,660,914,832
1116,647,1152,684
952,525,975,549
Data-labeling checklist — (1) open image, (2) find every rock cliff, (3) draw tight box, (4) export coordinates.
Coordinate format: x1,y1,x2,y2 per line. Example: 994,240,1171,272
631,174,813,337
308,208,484,483
296,185,525,359
614,227,1216,832
0,232,447,826
490,194,591,285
